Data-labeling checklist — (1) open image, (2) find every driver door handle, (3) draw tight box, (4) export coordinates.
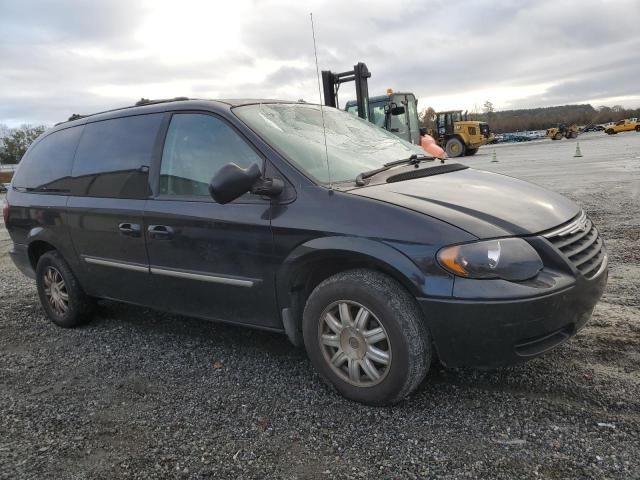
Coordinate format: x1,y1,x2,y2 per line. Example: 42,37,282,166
148,225,174,240
118,223,141,237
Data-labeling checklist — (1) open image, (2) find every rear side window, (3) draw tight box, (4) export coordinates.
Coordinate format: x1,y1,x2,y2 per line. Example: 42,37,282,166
72,114,163,198
11,126,82,192
159,113,262,197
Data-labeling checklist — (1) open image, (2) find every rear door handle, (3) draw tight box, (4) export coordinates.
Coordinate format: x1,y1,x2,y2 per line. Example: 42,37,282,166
118,223,141,237
148,224,174,240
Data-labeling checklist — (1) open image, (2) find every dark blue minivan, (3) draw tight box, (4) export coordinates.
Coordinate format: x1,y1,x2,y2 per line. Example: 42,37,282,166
4,99,608,405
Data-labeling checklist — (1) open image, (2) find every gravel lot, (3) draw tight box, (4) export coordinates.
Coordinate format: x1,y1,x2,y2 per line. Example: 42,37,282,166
1,132,639,479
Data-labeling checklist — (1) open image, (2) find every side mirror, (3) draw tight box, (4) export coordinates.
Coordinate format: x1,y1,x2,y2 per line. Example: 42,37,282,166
384,103,405,116
209,162,284,204
209,163,262,204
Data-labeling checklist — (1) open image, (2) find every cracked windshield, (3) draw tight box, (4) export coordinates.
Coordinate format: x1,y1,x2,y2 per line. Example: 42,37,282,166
234,103,425,183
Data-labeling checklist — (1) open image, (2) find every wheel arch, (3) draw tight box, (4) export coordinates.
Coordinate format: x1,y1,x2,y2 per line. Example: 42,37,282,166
276,236,427,345
25,227,83,281
27,239,58,270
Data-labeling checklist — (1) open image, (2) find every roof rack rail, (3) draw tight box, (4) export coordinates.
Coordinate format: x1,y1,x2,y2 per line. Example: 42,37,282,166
135,96,190,106
54,113,87,126
53,97,192,127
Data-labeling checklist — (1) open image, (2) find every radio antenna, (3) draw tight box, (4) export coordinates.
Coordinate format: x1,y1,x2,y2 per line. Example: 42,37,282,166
310,12,332,188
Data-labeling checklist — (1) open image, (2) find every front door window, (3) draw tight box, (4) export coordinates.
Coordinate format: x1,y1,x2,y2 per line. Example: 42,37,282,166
160,113,262,198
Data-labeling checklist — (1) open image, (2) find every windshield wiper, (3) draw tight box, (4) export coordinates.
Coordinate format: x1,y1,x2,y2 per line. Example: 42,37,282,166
355,154,433,186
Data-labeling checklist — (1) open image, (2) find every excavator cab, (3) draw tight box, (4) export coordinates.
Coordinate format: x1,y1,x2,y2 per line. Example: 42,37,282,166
345,92,421,145
435,111,463,137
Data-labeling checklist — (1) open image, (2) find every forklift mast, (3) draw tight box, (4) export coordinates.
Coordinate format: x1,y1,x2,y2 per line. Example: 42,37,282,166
321,62,371,121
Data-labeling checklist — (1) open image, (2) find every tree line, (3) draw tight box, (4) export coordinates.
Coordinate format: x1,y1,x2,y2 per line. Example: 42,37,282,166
419,103,640,134
2,102,640,164
0,124,47,164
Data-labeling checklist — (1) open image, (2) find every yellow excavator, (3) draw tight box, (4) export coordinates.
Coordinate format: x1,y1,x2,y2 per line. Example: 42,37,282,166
546,124,579,140
428,110,493,157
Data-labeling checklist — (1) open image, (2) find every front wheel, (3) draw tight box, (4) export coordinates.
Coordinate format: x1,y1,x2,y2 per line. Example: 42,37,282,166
303,269,431,405
445,138,466,157
606,129,615,135
635,126,640,132
554,132,563,140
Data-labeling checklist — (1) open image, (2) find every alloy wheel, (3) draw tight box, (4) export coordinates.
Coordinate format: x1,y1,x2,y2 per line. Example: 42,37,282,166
318,300,391,387
43,266,69,316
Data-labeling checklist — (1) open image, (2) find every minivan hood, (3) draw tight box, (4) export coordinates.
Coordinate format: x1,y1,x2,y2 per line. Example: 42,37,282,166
349,168,580,238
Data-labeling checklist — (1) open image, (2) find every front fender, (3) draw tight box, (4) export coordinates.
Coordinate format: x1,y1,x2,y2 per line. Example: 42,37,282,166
276,236,439,310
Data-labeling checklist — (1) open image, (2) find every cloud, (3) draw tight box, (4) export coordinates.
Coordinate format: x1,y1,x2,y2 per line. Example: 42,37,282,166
1,0,639,126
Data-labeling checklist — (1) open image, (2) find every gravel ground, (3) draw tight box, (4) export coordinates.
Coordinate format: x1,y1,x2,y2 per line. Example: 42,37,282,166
1,132,639,479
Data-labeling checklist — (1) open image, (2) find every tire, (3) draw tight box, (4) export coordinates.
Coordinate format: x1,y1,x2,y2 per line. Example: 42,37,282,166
465,148,479,156
635,126,640,132
554,132,563,140
569,131,578,139
445,137,465,157
36,251,94,328
606,129,614,135
302,269,431,406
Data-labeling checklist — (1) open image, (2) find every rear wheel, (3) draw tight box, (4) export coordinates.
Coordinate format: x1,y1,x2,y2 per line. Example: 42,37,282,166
635,126,640,132
303,269,431,405
606,129,615,135
36,251,94,328
465,148,478,156
554,132,563,140
445,138,466,157
569,131,578,139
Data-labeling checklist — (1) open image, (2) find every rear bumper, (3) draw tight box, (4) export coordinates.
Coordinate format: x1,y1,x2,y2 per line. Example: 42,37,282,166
418,260,608,368
8,242,35,279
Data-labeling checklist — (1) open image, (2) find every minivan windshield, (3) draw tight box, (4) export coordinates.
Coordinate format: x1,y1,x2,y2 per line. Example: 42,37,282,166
234,103,425,184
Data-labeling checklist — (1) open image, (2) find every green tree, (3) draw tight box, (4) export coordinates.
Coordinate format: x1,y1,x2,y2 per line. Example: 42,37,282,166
0,125,46,164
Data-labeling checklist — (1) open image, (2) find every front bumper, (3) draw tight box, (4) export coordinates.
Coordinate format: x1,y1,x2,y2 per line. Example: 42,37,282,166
418,258,608,368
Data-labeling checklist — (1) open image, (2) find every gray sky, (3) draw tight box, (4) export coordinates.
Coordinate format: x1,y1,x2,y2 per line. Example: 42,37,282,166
2,0,639,127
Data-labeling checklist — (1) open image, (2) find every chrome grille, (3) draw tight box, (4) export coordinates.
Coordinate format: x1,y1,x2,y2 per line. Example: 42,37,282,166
543,211,606,279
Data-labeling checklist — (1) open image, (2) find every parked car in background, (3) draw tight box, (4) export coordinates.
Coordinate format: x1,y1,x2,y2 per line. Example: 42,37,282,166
605,118,639,134
4,99,608,405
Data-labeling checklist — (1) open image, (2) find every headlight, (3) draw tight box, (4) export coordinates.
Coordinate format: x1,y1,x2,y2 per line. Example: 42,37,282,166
437,238,543,281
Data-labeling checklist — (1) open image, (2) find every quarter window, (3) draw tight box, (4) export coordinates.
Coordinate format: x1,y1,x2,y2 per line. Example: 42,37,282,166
11,126,82,192
159,114,262,197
